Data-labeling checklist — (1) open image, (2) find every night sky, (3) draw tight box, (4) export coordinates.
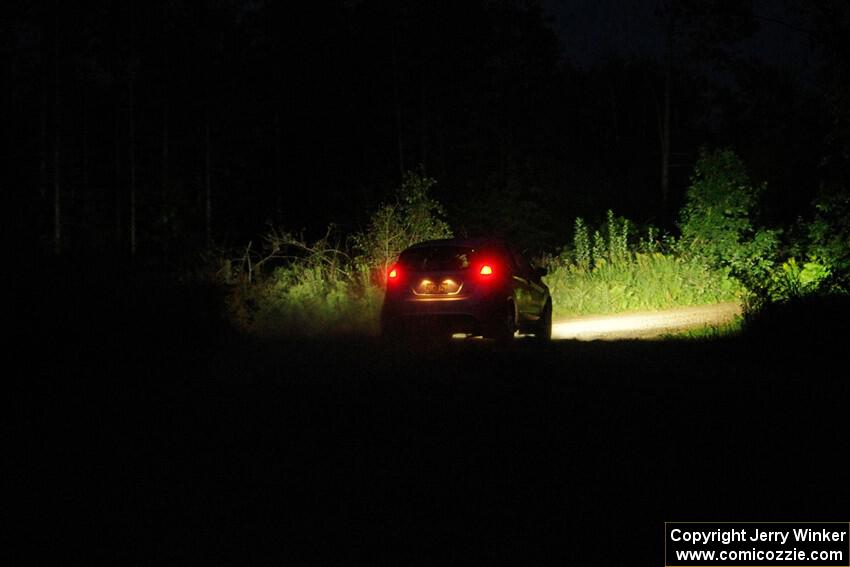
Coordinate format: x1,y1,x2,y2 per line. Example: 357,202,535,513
543,0,815,69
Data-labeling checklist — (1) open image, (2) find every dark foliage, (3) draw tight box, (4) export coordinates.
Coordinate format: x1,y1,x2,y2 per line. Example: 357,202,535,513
3,0,846,266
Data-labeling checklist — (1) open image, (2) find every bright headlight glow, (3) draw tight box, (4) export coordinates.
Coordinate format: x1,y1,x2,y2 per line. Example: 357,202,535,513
551,303,740,341
552,316,651,339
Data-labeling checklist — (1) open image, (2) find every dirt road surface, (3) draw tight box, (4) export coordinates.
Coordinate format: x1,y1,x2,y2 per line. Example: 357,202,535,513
551,301,742,340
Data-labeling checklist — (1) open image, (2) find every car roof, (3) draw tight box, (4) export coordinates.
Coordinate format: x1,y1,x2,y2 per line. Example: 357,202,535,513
405,237,508,251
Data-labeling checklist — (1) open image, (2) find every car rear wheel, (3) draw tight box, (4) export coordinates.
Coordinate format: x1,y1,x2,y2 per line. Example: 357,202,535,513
488,302,516,344
533,299,552,342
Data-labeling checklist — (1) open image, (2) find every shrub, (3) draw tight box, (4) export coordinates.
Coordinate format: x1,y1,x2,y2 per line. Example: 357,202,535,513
545,211,742,317
678,148,780,302
220,170,452,337
352,170,452,284
770,257,831,300
806,188,850,291
221,227,382,337
679,148,762,262
544,251,741,318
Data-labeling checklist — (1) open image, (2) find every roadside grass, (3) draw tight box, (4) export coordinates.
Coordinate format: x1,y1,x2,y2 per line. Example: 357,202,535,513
220,205,749,338
226,249,745,338
230,252,743,338
226,265,384,338
544,252,743,319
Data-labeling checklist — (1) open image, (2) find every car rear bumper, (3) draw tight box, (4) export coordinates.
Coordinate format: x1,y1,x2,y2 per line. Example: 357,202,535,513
381,294,506,335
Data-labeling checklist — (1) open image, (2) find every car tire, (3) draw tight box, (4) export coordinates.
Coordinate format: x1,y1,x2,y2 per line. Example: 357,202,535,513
489,301,516,344
533,299,552,342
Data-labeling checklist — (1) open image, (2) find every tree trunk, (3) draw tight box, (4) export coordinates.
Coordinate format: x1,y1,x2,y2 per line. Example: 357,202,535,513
161,99,169,265
6,57,12,162
161,2,169,263
391,30,404,176
53,5,61,256
40,74,47,200
205,100,212,249
80,94,87,203
420,66,427,169
661,11,674,216
162,100,168,215
114,90,122,252
274,107,282,224
113,0,123,253
129,76,136,258
128,0,137,258
7,56,15,229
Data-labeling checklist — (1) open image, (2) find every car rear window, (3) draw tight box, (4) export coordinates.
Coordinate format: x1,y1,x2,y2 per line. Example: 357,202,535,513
399,246,473,272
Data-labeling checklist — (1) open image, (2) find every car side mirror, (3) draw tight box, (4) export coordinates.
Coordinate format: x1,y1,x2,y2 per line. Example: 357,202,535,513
533,266,547,278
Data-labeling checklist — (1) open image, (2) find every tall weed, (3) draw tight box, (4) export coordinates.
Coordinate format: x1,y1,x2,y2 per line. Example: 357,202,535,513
221,170,450,337
544,252,741,317
545,211,742,317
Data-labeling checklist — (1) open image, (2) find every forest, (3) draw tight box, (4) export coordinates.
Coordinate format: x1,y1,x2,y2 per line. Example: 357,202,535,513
4,0,850,328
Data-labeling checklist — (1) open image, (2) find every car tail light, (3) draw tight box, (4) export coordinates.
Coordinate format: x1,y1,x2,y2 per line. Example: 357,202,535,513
387,265,400,282
479,264,494,277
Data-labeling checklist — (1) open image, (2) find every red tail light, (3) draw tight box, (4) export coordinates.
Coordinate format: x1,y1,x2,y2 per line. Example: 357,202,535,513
479,264,494,276
387,266,399,282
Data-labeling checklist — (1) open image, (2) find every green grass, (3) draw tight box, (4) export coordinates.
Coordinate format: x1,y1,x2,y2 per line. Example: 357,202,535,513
544,252,743,318
226,265,383,338
228,250,744,338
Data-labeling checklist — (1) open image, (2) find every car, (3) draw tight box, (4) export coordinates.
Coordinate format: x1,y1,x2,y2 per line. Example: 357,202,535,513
380,237,552,342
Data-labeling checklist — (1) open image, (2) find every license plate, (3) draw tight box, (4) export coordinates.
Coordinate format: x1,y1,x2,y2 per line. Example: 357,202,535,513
423,281,449,294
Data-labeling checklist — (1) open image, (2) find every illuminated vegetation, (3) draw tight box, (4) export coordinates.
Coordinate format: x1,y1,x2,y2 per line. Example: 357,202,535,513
216,151,848,337
543,219,743,318
218,171,450,337
542,149,843,322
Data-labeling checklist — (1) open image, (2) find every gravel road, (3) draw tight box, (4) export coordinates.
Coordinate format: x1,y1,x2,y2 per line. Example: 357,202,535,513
551,301,742,340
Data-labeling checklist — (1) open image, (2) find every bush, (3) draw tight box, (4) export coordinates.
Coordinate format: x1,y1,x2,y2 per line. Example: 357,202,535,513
679,148,762,262
545,251,741,317
352,170,452,284
678,148,780,303
232,267,383,337
806,188,850,292
545,212,742,317
769,257,831,301
220,170,452,337
221,227,381,337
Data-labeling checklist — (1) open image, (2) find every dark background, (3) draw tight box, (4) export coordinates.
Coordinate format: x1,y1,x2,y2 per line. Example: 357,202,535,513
16,284,850,565
9,1,850,565
5,0,849,263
